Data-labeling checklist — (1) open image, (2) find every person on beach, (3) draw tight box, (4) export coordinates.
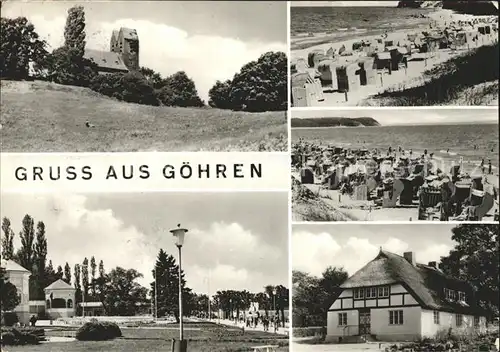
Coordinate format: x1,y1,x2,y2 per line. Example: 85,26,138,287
481,158,485,173
488,160,492,175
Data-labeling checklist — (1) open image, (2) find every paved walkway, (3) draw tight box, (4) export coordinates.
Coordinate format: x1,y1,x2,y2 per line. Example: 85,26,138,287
293,341,388,352
199,318,289,336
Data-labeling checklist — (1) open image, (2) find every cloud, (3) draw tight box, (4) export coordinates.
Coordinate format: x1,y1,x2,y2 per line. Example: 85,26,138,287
292,231,341,276
292,231,451,278
18,14,286,102
0,194,286,295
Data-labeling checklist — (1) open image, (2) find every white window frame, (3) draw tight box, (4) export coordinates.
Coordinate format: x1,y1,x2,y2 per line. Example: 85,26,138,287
338,313,347,326
378,286,390,298
458,291,466,302
456,314,463,327
354,288,359,299
366,287,377,299
433,311,440,324
389,310,404,325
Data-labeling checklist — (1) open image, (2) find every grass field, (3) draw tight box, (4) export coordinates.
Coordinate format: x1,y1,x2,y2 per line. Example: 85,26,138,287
3,323,289,352
0,80,287,152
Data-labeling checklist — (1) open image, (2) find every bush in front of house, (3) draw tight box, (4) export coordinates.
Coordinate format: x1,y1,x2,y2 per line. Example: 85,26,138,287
76,321,122,341
1,312,19,327
0,327,45,345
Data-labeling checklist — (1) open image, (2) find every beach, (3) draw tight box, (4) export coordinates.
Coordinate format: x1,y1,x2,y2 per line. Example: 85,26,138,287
290,7,498,107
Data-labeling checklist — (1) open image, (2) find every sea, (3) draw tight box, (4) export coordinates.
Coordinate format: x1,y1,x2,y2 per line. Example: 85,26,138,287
291,6,436,35
292,124,499,171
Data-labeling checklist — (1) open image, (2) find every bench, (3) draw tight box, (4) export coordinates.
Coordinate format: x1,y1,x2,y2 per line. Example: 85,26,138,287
253,345,279,352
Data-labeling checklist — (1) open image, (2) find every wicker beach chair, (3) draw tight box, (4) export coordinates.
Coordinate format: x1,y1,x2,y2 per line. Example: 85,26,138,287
418,186,442,220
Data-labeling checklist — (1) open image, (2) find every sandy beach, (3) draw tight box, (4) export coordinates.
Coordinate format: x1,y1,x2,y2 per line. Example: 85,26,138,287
291,9,498,107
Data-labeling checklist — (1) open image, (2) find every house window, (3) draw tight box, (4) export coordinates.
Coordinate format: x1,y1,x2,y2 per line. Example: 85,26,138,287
338,313,347,326
458,291,466,302
378,286,390,298
444,288,456,301
354,288,364,300
474,316,480,327
456,314,463,327
433,311,440,324
389,310,404,325
366,287,377,299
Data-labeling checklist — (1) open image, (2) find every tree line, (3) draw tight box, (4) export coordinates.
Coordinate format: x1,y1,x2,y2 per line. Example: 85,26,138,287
293,224,499,327
0,6,287,112
1,215,289,322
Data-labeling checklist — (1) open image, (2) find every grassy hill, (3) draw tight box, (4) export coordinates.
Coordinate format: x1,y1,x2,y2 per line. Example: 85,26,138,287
362,43,499,106
0,80,287,152
291,117,380,128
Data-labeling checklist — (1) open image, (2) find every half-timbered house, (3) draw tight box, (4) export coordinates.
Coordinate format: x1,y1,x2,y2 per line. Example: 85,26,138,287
326,249,487,342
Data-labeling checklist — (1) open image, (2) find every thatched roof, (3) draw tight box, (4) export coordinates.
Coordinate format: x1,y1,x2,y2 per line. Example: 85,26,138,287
340,250,485,315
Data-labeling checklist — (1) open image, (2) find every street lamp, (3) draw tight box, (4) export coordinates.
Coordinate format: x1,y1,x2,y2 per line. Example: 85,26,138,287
170,225,188,352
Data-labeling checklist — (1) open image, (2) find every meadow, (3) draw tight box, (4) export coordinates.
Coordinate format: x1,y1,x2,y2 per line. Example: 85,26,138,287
4,322,289,352
0,80,287,152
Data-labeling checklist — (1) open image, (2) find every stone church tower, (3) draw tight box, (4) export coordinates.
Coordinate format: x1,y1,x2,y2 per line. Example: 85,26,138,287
110,27,139,71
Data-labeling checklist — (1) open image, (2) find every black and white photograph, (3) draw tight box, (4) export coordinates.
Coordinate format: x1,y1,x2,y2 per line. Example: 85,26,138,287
291,108,499,222
0,192,289,351
290,1,499,107
0,1,287,152
292,223,499,351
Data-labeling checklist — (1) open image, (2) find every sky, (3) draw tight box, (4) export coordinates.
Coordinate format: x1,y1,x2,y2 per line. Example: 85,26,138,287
291,1,400,7
2,1,287,102
292,224,461,277
292,108,499,126
0,192,288,296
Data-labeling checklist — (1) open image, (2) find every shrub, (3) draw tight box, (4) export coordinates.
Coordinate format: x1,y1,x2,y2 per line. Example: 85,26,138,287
2,312,19,327
0,327,44,345
76,321,122,341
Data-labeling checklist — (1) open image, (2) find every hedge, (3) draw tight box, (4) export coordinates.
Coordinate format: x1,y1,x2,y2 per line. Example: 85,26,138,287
0,327,45,345
76,321,122,341
292,326,326,338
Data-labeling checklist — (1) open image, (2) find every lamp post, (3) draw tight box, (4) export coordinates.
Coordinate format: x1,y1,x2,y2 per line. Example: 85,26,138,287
272,287,277,333
170,225,188,352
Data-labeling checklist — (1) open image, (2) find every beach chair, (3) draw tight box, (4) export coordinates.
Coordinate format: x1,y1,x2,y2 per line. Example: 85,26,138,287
418,186,442,220
300,168,314,184
467,190,494,221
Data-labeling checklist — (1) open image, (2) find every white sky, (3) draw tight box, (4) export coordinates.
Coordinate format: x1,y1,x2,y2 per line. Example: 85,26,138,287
292,109,499,126
293,224,459,277
2,1,287,102
0,192,288,296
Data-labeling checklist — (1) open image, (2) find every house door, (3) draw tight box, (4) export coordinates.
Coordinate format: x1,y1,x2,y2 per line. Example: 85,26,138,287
359,309,371,335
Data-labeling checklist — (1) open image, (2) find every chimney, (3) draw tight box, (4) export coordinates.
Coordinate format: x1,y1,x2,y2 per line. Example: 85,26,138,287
403,251,416,266
428,261,437,268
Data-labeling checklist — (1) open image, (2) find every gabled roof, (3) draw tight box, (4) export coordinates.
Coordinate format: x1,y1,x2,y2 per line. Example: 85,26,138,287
84,49,128,72
340,250,485,315
44,279,74,291
1,259,30,273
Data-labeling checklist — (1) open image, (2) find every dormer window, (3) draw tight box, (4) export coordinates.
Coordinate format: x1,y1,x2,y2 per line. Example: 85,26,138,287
444,288,456,301
378,286,390,298
458,291,466,302
366,287,377,299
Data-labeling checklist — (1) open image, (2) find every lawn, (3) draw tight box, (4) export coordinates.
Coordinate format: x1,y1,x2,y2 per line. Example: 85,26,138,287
3,323,289,352
0,80,288,152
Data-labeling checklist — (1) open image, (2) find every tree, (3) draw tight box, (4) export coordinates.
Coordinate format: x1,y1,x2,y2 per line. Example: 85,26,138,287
90,256,96,298
101,267,148,316
56,265,63,279
161,71,204,107
208,51,287,112
1,217,15,260
439,224,499,319
229,51,287,112
82,257,89,301
64,262,71,285
31,221,48,299
150,249,188,322
64,6,86,56
0,17,48,79
45,46,97,87
208,80,233,109
292,267,348,327
0,267,20,312
16,215,35,270
139,66,165,89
